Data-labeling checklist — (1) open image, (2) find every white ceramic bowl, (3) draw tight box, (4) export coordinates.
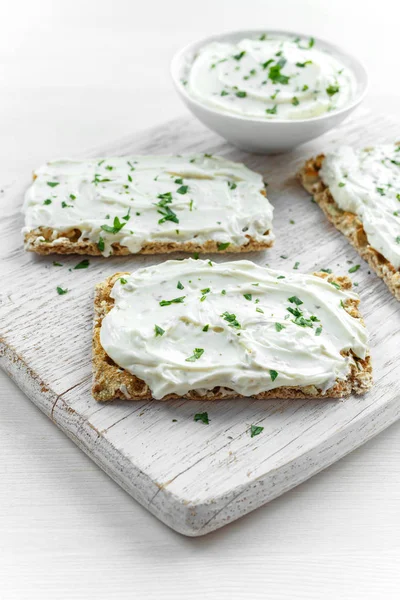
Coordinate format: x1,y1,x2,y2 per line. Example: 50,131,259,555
171,29,368,154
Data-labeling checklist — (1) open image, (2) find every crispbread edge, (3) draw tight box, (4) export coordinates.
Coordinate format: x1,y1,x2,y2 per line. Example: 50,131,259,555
24,229,273,256
298,155,400,301
92,271,373,402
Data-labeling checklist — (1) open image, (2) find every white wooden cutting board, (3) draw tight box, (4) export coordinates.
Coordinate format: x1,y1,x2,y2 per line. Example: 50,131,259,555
1,109,399,536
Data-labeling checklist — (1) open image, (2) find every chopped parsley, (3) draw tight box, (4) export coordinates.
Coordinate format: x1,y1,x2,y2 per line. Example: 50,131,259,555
288,295,303,306
202,324,209,332
268,58,290,85
177,185,188,195
47,182,59,188
292,96,300,106
53,261,62,267
97,236,105,252
348,264,360,273
73,259,89,269
174,178,183,184
296,60,312,68
320,268,332,274
185,348,204,362
101,216,126,234
293,261,300,270
326,84,339,97
236,90,247,98
189,199,194,211
119,278,127,284
69,194,76,200
194,412,209,424
159,296,186,306
269,369,278,382
233,50,246,61
275,323,285,332
177,281,184,290
315,326,323,336
228,181,237,190
256,307,264,314
43,199,52,205
221,90,229,96
217,242,230,251
157,204,179,225
396,236,400,244
330,281,341,289
221,311,241,329
56,286,68,295
376,187,385,195
61,201,72,208
250,425,264,438
266,105,277,115
243,293,252,301
154,325,165,337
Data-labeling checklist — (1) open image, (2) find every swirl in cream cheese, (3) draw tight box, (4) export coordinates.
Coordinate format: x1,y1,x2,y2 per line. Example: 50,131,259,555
185,35,356,120
23,155,273,256
100,259,368,400
320,144,400,270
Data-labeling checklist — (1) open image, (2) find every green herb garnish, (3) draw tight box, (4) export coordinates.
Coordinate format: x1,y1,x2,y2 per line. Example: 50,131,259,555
269,369,278,382
177,185,188,195
275,323,285,332
47,182,59,188
185,348,204,362
194,412,209,424
101,216,126,234
177,281,184,290
97,237,105,252
266,105,277,115
74,259,90,269
243,293,252,301
288,296,303,306
56,286,68,295
159,296,186,306
221,312,240,329
348,264,360,273
326,84,339,97
155,325,165,337
250,425,264,438
217,242,230,251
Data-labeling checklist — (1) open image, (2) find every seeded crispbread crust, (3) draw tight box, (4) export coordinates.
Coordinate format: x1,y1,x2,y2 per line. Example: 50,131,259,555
24,229,273,256
92,271,373,402
298,155,400,301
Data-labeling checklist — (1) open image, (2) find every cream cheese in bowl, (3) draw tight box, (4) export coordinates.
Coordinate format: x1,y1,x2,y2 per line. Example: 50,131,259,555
171,30,368,152
186,35,357,121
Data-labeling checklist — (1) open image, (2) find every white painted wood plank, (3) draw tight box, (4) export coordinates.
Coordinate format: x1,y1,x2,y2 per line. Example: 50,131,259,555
1,108,400,535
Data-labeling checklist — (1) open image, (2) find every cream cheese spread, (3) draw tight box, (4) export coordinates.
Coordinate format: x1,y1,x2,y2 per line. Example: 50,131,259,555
100,259,368,400
185,35,356,120
320,144,400,270
23,155,273,256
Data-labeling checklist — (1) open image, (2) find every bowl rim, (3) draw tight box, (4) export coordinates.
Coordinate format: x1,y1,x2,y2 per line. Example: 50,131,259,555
170,28,369,126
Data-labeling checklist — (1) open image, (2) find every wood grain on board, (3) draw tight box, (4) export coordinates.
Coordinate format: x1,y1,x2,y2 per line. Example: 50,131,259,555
1,109,399,536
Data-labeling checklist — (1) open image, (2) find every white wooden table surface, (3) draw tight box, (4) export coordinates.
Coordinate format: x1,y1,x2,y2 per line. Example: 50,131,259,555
1,1,399,598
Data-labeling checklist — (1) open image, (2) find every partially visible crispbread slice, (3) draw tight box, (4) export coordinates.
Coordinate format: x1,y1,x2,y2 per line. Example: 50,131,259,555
92,271,373,402
298,155,400,301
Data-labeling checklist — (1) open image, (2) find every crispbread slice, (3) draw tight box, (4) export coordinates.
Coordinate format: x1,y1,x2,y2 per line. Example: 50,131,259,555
92,271,373,402
298,155,400,301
